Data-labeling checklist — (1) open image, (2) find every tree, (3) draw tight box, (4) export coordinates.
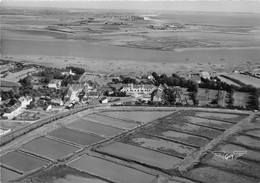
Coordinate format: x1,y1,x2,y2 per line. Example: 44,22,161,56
163,88,177,105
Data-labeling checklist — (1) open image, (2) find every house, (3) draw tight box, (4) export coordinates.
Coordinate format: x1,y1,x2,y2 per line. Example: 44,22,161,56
61,68,75,76
201,71,211,79
48,79,62,89
121,84,156,94
100,97,108,104
190,73,201,83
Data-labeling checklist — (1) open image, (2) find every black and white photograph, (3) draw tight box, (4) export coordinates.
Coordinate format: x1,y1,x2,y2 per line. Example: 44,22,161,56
0,0,260,182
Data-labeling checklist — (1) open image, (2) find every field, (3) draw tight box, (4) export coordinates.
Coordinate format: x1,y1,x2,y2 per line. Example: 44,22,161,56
224,74,260,88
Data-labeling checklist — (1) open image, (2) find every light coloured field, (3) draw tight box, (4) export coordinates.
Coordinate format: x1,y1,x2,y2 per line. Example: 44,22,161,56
218,76,241,86
225,74,260,88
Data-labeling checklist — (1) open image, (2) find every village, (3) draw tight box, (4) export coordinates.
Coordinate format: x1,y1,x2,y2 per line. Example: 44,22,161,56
1,59,259,133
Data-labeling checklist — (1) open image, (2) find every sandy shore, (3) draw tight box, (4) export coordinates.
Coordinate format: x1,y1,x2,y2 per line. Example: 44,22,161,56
3,54,221,75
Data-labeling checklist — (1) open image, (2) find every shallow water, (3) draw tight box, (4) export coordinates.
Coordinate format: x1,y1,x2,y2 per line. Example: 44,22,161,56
21,137,80,160
0,167,22,183
96,142,182,169
101,111,173,123
132,137,196,156
48,127,104,146
85,114,138,129
67,119,124,137
2,39,260,64
52,175,109,183
69,155,156,183
0,151,49,173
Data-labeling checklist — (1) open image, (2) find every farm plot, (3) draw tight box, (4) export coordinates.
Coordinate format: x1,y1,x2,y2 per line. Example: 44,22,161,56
120,132,197,157
1,167,22,183
84,113,139,129
69,155,157,183
67,119,124,137
224,74,260,88
233,91,251,108
0,151,50,173
101,111,174,123
48,127,105,146
218,76,241,87
34,165,110,183
95,142,182,169
21,137,80,160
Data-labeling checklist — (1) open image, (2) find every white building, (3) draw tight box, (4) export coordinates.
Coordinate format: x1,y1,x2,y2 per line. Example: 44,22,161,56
201,71,211,79
100,97,108,104
121,84,155,94
61,69,75,76
48,79,62,89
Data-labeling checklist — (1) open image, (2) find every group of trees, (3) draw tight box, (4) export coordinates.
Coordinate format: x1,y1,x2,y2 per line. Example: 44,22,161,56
112,76,138,85
34,66,85,86
152,72,198,92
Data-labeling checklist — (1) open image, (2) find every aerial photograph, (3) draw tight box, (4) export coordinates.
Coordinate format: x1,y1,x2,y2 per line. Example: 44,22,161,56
0,0,260,182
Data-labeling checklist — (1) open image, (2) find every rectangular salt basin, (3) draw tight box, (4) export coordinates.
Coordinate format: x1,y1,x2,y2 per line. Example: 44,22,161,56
131,136,196,157
186,116,233,129
68,119,124,137
69,155,156,183
21,137,80,160
195,112,239,120
96,142,182,169
215,143,260,162
183,166,258,183
85,114,138,129
0,151,50,173
36,165,110,183
230,135,260,149
168,122,222,138
203,153,260,178
101,111,173,123
161,131,209,147
48,127,105,146
1,167,22,183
